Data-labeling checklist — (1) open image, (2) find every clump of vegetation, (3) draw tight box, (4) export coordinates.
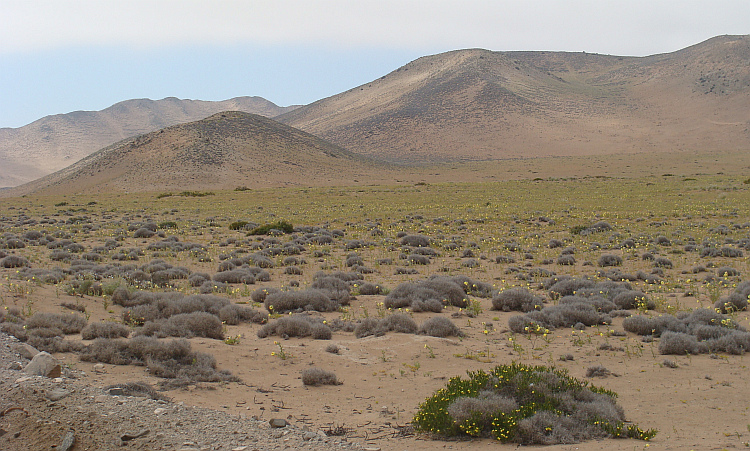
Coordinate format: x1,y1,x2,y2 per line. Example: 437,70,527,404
412,362,656,444
301,367,342,386
248,220,294,235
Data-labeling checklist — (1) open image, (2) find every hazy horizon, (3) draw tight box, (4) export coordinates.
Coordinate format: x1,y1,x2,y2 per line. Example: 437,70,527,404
1,0,748,128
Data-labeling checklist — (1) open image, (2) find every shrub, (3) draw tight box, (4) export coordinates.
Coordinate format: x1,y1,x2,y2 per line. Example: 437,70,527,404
412,363,656,443
419,317,464,338
658,331,708,355
556,255,576,265
257,315,332,339
401,234,430,247
653,257,673,269
612,291,653,310
407,254,430,265
212,270,255,284
385,277,468,311
26,312,87,334
585,365,612,377
301,367,341,386
248,220,294,235
136,312,224,340
597,254,622,267
492,287,543,312
354,314,417,338
81,322,130,340
1,255,30,268
80,336,238,388
218,304,267,325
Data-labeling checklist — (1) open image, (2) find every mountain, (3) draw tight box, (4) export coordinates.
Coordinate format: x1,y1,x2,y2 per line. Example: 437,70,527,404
278,35,750,163
5,112,389,196
0,96,299,188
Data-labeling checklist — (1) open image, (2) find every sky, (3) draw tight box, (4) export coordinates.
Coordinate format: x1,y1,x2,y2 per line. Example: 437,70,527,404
1,0,748,128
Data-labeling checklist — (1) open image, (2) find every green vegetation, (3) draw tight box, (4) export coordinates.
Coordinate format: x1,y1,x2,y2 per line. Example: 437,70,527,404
413,362,657,444
248,220,293,235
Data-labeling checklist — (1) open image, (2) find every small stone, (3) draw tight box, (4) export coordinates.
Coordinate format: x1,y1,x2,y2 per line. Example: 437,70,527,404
120,429,150,441
269,418,288,428
153,408,167,415
24,352,61,378
93,363,107,374
59,431,75,451
107,387,125,396
47,388,72,401
8,362,22,371
302,432,317,441
95,395,109,403
232,447,248,451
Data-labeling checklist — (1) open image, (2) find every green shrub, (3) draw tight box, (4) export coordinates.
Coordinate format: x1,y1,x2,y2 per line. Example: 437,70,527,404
158,221,178,229
228,221,249,230
248,220,294,235
413,362,656,444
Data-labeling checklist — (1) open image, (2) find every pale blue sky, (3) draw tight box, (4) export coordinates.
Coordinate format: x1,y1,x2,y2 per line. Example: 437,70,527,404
1,0,748,128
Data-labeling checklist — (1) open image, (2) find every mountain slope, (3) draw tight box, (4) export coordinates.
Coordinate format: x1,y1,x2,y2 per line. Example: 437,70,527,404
278,35,750,163
7,111,386,196
0,96,298,187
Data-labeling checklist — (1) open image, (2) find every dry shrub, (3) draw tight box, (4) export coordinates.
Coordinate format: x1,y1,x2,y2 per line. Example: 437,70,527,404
492,287,543,312
354,313,417,338
658,331,708,355
26,312,87,334
81,322,130,340
136,312,224,340
264,289,340,313
218,304,267,325
257,315,332,339
301,367,341,386
419,316,463,338
80,336,239,388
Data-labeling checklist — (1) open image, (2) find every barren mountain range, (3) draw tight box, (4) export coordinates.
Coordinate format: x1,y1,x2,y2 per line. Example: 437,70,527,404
278,35,749,163
7,111,384,196
0,97,298,187
2,35,748,193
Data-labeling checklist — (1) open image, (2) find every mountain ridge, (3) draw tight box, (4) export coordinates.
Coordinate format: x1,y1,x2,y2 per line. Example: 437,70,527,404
0,96,299,187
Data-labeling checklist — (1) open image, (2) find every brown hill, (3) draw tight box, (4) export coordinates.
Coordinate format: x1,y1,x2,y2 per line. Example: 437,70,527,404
0,96,299,188
278,35,750,164
6,111,388,196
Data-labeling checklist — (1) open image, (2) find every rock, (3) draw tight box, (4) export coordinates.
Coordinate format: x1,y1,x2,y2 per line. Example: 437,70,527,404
269,418,288,428
59,431,75,451
11,343,39,360
107,387,125,396
154,408,167,415
302,431,317,441
8,362,22,371
232,447,248,451
120,429,150,441
46,388,72,401
93,363,107,374
24,351,61,378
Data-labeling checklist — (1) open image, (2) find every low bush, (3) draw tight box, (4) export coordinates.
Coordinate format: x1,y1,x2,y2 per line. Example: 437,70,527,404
257,315,332,339
301,367,341,386
248,220,294,235
80,336,239,388
264,289,341,313
81,322,130,340
419,316,464,338
413,363,656,443
26,312,87,334
492,287,543,312
597,254,622,267
354,314,417,338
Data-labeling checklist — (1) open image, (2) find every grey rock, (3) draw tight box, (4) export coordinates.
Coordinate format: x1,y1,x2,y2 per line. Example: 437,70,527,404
24,351,61,378
8,362,22,371
11,343,39,360
59,431,75,451
47,388,72,401
269,418,288,428
107,387,125,396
